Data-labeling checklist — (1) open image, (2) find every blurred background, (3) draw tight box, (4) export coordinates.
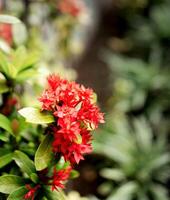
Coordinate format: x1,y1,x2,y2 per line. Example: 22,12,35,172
0,0,170,199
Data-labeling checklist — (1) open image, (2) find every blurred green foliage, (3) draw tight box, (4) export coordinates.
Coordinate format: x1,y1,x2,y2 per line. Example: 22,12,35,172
94,116,170,200
94,0,170,199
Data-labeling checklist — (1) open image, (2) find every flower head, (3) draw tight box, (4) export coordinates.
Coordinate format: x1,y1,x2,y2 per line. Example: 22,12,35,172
50,166,72,191
39,75,104,164
24,185,40,200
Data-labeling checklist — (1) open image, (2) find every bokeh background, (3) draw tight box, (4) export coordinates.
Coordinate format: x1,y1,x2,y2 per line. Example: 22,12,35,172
0,0,170,199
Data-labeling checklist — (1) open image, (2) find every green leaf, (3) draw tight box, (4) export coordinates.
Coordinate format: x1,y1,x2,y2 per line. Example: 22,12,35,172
0,132,9,142
100,168,125,181
35,134,53,171
18,107,55,124
107,182,138,200
13,150,36,177
150,184,169,200
0,153,13,168
0,175,25,194
70,170,80,179
16,68,37,82
0,51,10,75
7,186,28,200
0,15,21,24
44,187,66,200
0,114,14,136
134,118,152,150
30,173,39,183
0,81,9,94
0,147,10,156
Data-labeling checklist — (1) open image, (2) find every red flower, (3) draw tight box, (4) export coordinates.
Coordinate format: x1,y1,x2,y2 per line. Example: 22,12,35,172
52,128,92,164
24,184,40,200
39,75,104,164
0,23,12,45
50,166,72,191
58,0,83,17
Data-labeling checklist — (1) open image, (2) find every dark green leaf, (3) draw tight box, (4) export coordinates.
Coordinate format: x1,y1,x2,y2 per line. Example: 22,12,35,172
18,107,55,124
13,150,36,177
0,153,13,168
35,134,53,171
0,175,25,194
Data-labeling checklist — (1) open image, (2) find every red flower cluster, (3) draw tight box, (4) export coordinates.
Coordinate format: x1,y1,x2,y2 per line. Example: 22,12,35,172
50,166,72,191
0,23,12,45
58,0,84,17
24,184,40,200
39,75,104,164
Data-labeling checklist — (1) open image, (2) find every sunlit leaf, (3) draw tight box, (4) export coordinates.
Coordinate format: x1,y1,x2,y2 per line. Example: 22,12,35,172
0,175,24,194
7,186,28,200
18,107,54,124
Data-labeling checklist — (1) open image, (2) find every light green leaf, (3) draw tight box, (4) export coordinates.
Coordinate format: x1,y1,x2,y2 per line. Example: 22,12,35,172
107,182,137,200
0,15,21,24
150,184,169,200
35,134,53,171
11,47,39,72
0,175,24,194
16,68,37,82
0,51,9,75
13,150,36,177
19,51,39,71
134,117,152,150
7,186,28,200
0,113,14,136
0,153,13,168
100,168,125,181
18,107,54,124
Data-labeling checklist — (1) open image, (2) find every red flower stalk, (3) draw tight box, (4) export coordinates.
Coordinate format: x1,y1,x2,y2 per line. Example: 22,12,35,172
50,166,72,191
39,75,104,164
24,184,40,200
0,23,12,45
58,0,84,17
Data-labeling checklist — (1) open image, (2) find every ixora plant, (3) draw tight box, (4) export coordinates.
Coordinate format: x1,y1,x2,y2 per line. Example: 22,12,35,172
0,14,104,200
0,72,104,199
0,73,104,199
